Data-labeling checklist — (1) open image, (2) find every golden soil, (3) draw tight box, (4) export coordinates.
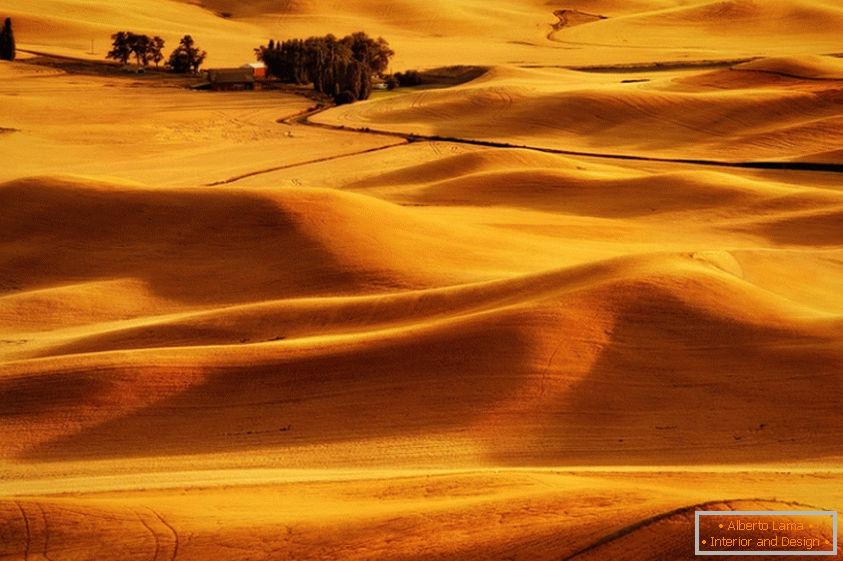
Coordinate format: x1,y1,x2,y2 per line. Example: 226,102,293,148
1,1,842,559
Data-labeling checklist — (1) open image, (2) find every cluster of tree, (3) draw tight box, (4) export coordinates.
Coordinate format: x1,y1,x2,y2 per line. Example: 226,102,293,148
0,17,15,61
106,33,206,73
167,35,207,73
382,70,423,90
107,32,165,68
393,70,422,87
255,32,394,104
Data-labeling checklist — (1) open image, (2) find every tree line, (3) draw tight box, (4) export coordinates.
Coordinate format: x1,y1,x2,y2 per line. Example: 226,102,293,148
255,32,395,104
0,17,15,61
106,32,206,73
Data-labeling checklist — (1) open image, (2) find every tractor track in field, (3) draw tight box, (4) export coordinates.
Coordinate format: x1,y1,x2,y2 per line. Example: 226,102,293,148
287,103,843,176
204,81,843,187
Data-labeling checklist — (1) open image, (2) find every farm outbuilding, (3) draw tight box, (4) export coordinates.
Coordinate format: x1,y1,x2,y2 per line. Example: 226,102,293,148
193,68,256,91
242,62,268,79
193,62,269,91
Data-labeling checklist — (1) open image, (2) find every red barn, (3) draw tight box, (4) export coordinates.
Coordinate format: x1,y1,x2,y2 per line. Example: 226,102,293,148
242,62,268,80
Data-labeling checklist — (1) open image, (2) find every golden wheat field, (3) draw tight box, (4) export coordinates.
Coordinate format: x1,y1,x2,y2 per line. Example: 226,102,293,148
1,1,843,559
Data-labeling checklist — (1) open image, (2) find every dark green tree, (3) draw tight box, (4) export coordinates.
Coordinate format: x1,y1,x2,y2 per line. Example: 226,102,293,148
106,31,132,65
0,17,15,62
344,32,393,77
128,32,151,67
168,35,206,73
150,36,166,68
394,70,422,87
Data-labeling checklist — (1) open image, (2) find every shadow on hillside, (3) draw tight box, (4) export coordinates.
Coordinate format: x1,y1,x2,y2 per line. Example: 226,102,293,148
489,287,843,465
18,313,534,462
0,179,398,306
